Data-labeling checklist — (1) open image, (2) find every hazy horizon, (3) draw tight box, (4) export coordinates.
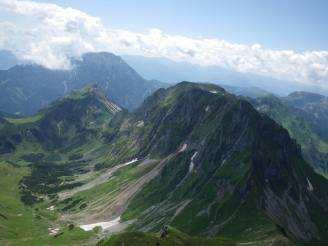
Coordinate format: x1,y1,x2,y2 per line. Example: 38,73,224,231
1,0,328,90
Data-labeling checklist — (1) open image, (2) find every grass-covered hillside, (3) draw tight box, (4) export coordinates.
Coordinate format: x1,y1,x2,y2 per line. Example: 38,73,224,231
98,227,237,246
1,82,328,245
0,86,126,245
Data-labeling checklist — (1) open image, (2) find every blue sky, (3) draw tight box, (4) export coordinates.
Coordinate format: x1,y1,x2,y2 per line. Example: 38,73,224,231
0,0,328,88
30,0,328,51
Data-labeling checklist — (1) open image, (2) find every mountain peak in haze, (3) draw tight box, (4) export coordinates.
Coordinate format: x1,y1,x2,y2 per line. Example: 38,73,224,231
0,52,164,115
0,50,20,70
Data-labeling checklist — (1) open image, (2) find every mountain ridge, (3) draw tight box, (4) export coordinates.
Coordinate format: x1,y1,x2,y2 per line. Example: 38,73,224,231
115,82,328,243
250,92,328,177
1,82,328,245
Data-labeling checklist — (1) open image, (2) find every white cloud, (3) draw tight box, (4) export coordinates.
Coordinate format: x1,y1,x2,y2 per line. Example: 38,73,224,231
0,0,328,88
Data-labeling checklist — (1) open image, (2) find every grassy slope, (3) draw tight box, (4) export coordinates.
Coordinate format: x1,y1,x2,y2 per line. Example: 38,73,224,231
98,227,293,246
0,112,146,244
0,161,94,245
1,83,326,245
98,227,236,246
0,87,123,244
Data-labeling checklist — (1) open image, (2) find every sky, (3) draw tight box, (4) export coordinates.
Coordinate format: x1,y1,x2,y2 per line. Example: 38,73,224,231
0,0,328,88
31,0,328,51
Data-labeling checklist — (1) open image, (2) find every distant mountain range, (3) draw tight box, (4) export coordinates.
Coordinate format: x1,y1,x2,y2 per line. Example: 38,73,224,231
2,50,327,117
0,51,164,115
221,85,273,98
123,55,328,96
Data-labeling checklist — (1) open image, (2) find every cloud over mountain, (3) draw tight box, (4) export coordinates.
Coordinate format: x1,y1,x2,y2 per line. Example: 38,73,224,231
1,0,328,88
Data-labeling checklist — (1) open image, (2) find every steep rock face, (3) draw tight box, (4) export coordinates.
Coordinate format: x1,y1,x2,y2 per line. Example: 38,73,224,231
0,52,163,115
122,82,328,243
250,95,328,177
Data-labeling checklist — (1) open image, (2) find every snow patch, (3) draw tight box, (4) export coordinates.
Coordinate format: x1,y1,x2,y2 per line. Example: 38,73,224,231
136,120,144,127
122,158,139,166
189,152,198,173
306,177,314,191
48,227,60,236
47,205,55,211
209,90,218,94
178,143,187,153
79,217,121,231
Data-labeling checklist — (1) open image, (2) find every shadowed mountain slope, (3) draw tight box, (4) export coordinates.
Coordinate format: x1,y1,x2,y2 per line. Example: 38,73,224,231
250,93,328,177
